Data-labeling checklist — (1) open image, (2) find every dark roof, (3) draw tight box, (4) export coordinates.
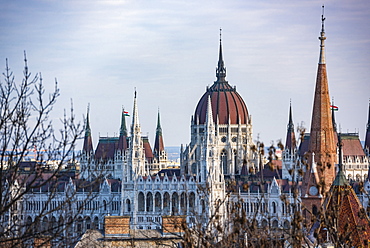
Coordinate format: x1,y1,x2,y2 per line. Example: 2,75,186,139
95,137,119,161
341,134,366,157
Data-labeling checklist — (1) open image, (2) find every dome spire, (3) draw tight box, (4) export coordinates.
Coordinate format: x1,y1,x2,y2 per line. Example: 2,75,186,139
318,5,326,64
216,28,226,82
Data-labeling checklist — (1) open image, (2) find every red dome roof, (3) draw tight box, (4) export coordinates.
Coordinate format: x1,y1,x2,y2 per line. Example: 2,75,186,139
194,39,249,125
194,81,249,125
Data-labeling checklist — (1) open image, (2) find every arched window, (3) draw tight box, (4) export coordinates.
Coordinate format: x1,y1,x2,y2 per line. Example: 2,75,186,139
180,192,187,214
138,192,145,212
42,216,48,233
261,219,268,228
76,216,83,235
85,217,91,230
146,192,153,212
272,219,279,229
172,192,179,215
126,199,131,212
189,192,195,212
163,192,170,214
221,150,228,174
155,192,161,212
93,216,99,230
272,202,277,214
200,199,205,213
103,200,107,211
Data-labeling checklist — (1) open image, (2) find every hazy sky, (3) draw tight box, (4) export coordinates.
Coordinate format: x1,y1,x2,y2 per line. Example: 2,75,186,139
1,0,369,149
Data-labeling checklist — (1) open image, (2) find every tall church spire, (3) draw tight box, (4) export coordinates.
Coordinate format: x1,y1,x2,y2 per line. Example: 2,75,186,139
83,104,94,154
216,28,226,82
154,109,165,158
302,7,337,215
285,101,296,151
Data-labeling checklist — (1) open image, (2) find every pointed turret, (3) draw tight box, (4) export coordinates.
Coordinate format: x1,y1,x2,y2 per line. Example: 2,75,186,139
285,101,296,151
302,6,337,218
216,29,226,82
365,101,370,155
129,90,145,176
205,95,214,127
154,110,165,159
83,105,94,154
118,108,128,151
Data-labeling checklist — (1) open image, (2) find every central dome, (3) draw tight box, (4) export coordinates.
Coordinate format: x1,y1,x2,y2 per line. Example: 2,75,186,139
194,40,249,125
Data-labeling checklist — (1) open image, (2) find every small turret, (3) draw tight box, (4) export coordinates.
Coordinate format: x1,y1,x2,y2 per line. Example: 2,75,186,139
285,101,296,152
154,110,165,159
118,107,129,151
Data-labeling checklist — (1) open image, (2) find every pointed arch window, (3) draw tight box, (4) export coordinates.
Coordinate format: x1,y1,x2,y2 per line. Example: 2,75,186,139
221,149,228,175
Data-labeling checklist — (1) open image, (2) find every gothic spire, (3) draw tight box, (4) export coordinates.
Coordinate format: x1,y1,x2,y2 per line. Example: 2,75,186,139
154,109,165,157
216,28,226,82
285,100,296,151
83,104,94,154
302,7,337,208
131,89,140,135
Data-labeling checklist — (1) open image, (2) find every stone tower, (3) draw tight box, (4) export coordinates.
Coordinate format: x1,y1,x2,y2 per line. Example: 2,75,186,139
301,7,337,217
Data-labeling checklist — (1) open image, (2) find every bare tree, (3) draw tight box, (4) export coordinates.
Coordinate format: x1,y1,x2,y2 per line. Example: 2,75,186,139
0,54,104,247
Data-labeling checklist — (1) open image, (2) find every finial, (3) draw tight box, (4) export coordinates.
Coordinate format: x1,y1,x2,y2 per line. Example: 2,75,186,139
321,5,325,31
216,29,226,82
318,5,327,64
134,88,137,98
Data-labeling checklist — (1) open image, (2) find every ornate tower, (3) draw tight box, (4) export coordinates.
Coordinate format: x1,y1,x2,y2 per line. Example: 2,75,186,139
182,31,256,179
302,7,337,217
128,91,146,177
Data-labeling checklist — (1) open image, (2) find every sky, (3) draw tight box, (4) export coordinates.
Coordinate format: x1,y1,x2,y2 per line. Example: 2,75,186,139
1,0,369,149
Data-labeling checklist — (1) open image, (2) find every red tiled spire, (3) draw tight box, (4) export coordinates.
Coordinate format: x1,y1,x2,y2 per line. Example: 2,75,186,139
302,7,337,215
285,101,296,151
154,110,165,159
83,105,94,154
